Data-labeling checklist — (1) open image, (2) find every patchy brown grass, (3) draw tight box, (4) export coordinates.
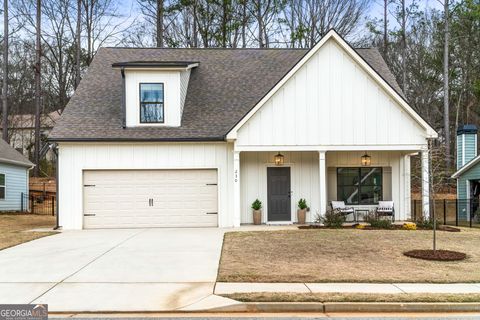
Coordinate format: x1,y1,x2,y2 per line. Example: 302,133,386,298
0,214,57,250
217,229,480,283
223,292,480,303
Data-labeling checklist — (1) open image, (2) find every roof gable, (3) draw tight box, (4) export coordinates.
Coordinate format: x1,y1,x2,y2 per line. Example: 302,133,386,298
452,155,480,178
227,30,437,140
49,32,422,142
0,139,34,167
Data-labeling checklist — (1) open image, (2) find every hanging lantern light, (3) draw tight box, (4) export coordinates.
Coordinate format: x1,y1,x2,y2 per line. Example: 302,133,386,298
274,153,284,166
361,153,371,166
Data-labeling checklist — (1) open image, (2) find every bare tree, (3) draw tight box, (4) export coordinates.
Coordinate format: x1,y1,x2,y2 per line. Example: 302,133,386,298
280,0,369,48
75,0,81,88
400,0,407,91
156,0,164,47
82,0,123,64
383,0,389,55
34,0,41,176
2,0,8,142
442,0,450,168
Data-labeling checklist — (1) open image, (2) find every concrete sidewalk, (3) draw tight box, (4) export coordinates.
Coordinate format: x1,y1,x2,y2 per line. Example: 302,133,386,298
215,282,480,294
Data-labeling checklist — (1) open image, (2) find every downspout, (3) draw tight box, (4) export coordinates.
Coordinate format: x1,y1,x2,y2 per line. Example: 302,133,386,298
52,143,60,230
121,67,126,129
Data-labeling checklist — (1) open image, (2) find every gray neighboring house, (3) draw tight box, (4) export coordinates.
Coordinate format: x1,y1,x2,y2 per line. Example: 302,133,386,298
0,139,34,212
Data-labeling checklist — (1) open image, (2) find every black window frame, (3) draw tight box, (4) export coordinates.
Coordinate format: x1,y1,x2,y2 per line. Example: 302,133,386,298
0,173,5,200
139,82,165,124
336,167,383,205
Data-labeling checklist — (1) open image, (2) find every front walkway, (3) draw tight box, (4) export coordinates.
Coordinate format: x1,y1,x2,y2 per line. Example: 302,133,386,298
0,228,225,312
215,282,480,294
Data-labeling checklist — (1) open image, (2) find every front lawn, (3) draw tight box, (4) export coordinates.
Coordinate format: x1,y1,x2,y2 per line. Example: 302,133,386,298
217,229,480,283
0,214,57,250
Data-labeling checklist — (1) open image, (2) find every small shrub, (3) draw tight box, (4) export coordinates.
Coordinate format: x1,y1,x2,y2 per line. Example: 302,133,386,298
298,198,308,210
364,211,393,229
402,222,417,230
251,199,262,210
415,217,434,230
320,209,346,228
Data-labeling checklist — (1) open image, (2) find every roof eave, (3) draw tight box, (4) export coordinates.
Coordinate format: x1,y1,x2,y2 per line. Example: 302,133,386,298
0,158,35,168
49,136,226,143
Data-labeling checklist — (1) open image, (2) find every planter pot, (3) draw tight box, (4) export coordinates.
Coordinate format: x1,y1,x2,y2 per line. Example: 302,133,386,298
253,210,262,225
297,209,307,224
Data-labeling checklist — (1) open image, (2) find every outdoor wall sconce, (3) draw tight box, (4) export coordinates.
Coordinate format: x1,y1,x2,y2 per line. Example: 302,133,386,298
274,153,284,166
361,153,371,166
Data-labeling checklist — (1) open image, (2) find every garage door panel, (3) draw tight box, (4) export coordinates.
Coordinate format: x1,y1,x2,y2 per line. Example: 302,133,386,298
83,169,218,229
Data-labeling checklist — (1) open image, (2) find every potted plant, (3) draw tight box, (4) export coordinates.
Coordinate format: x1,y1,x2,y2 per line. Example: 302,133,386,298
251,199,262,225
297,198,308,224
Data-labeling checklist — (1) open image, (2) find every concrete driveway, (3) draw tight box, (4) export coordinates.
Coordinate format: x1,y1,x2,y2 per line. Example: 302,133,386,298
0,228,227,312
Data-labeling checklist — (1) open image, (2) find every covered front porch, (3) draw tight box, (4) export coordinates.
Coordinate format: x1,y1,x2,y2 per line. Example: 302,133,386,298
232,149,431,226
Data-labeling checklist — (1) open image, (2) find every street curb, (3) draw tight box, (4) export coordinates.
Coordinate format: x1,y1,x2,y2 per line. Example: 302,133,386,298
203,302,480,313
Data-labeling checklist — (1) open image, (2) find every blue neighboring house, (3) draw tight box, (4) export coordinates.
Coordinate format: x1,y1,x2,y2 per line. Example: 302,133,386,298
0,138,34,212
452,125,480,220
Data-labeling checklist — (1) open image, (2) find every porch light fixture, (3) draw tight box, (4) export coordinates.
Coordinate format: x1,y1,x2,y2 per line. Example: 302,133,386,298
361,153,371,166
274,153,284,166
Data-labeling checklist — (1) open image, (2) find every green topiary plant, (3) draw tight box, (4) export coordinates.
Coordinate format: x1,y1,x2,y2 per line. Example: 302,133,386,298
251,199,262,210
298,198,308,210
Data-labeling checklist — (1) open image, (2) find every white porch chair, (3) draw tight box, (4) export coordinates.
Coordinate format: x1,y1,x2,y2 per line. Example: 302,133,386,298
330,201,356,221
376,201,395,222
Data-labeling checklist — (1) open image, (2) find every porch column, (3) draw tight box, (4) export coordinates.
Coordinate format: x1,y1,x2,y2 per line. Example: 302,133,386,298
233,150,241,227
421,148,430,219
319,151,327,219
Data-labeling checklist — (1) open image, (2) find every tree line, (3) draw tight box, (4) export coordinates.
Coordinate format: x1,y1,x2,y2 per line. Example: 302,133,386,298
0,0,479,179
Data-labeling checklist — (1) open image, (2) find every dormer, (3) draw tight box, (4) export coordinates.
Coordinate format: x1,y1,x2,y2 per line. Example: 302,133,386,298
112,61,199,128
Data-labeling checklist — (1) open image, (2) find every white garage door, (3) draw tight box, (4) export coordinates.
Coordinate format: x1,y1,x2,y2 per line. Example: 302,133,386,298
83,169,218,229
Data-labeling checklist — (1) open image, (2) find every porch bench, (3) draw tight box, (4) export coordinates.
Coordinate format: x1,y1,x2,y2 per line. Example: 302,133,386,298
331,201,356,222
375,201,395,222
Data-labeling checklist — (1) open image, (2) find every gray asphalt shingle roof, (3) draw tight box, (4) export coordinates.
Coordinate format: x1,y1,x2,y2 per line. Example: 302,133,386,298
49,46,404,141
0,139,34,167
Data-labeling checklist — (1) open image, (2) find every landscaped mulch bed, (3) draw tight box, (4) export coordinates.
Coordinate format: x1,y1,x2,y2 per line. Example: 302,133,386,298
404,249,467,261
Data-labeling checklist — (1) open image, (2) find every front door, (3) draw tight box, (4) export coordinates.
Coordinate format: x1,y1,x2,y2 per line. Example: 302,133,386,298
267,167,291,221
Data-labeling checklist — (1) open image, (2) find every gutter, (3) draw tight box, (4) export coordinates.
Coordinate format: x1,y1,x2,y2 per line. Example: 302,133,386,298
0,157,35,168
52,144,60,230
48,136,226,143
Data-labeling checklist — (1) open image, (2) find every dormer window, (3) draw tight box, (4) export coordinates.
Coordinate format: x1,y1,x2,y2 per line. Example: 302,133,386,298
113,61,198,127
140,83,164,123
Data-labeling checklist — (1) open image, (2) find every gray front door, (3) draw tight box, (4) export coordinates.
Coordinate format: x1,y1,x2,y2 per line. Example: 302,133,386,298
267,167,291,221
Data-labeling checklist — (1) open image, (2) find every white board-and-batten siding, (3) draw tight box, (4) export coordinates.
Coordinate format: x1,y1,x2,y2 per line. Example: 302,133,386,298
235,40,427,148
0,163,29,211
240,151,412,223
57,142,234,229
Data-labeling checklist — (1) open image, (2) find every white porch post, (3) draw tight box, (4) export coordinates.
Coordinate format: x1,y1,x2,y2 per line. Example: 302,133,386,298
233,150,241,227
318,151,327,220
404,154,412,220
421,148,430,219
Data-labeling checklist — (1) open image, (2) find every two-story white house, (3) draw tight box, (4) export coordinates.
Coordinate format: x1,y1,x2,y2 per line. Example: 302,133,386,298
49,30,437,229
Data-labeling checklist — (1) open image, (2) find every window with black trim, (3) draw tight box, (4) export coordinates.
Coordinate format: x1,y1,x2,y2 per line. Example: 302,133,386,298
139,83,164,123
0,173,5,200
337,167,382,205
